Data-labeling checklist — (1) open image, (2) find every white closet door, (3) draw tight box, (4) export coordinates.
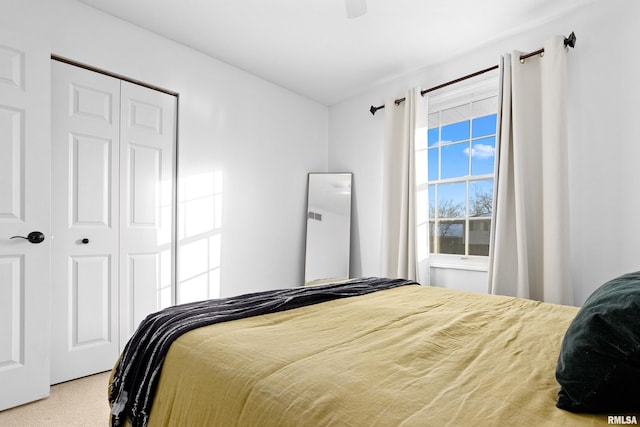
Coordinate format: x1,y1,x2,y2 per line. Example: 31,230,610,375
119,81,176,347
50,61,121,384
51,63,177,383
0,28,51,410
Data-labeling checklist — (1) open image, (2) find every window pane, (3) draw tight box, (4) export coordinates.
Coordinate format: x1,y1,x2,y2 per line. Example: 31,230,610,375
441,142,469,179
437,182,465,218
469,219,491,256
441,103,470,126
470,136,495,175
428,147,438,181
429,220,435,254
428,127,439,147
428,185,436,219
472,97,498,119
469,179,493,217
428,113,439,130
441,121,469,142
438,220,465,255
472,114,497,138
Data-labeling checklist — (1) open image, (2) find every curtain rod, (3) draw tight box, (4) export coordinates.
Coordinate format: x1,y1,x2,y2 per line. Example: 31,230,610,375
369,31,576,115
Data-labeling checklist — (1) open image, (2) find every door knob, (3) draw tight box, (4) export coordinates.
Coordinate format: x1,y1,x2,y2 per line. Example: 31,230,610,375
10,231,45,244
81,238,90,244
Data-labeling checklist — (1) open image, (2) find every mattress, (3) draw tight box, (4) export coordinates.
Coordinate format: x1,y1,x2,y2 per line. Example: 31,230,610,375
123,283,605,426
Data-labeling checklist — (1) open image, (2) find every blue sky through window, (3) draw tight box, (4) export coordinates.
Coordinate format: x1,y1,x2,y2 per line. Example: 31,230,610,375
472,115,497,137
470,136,495,175
442,121,469,142
442,143,469,179
427,113,497,180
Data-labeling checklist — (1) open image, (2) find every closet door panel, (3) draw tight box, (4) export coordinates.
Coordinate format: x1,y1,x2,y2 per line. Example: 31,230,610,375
128,144,161,226
50,61,120,385
71,255,112,346
119,81,176,346
71,134,112,226
128,253,160,332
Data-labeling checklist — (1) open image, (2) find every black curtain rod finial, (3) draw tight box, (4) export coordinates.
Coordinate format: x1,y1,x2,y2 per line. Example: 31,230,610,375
370,105,383,115
564,31,577,48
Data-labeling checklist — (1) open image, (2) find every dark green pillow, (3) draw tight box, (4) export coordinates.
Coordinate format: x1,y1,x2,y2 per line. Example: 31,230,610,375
556,271,640,412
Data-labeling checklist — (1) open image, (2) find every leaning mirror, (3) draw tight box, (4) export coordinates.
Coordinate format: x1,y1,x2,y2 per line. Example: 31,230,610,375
304,173,352,286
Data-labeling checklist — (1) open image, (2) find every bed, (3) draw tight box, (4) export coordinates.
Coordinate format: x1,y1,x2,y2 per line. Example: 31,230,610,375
109,276,640,426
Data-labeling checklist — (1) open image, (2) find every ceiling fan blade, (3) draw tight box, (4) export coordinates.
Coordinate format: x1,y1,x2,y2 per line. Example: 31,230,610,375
345,0,367,19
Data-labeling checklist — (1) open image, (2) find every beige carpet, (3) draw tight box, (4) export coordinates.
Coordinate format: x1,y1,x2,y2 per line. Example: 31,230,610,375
0,371,111,426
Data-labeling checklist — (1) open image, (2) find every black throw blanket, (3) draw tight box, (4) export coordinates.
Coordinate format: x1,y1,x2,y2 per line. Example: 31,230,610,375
109,277,417,427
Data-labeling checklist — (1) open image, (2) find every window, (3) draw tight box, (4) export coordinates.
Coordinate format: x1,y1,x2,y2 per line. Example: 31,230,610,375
416,74,498,269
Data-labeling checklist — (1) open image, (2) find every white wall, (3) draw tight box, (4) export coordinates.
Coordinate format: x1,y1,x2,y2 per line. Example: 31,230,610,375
4,0,637,305
1,0,329,297
329,0,640,305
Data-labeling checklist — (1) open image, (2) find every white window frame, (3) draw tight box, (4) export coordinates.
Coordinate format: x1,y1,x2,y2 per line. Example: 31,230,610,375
418,71,499,272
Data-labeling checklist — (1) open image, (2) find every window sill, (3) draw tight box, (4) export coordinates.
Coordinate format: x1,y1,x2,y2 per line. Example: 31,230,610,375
428,255,489,272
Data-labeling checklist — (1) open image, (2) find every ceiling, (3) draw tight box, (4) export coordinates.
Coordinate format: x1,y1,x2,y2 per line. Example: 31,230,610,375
76,0,595,106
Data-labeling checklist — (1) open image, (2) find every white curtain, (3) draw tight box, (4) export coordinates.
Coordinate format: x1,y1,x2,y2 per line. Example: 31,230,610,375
488,36,573,305
381,88,429,283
